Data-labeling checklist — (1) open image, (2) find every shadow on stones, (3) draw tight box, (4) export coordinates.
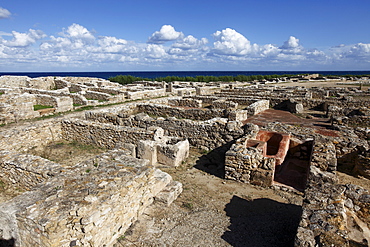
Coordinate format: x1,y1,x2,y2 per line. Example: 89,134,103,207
194,142,234,179
337,150,360,176
0,239,15,247
222,196,302,247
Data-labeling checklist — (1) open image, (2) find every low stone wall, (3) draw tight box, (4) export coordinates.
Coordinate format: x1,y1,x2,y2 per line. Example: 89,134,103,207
84,90,111,101
342,115,370,128
211,99,238,110
137,103,227,121
89,87,126,95
225,131,275,187
35,94,73,113
0,76,29,88
295,167,370,246
61,118,163,149
0,149,180,246
0,119,63,153
246,100,269,116
0,151,62,190
0,101,40,125
189,95,262,106
85,110,246,150
126,88,166,100
167,98,202,108
137,137,189,167
22,88,88,106
196,86,221,95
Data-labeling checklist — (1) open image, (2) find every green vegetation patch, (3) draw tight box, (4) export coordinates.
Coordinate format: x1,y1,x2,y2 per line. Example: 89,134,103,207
33,104,54,111
109,73,370,85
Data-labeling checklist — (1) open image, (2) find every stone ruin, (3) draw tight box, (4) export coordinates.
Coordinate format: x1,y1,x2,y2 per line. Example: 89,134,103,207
0,75,369,246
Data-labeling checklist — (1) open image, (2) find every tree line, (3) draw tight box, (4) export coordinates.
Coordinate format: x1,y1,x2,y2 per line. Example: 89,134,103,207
109,74,297,85
108,73,370,85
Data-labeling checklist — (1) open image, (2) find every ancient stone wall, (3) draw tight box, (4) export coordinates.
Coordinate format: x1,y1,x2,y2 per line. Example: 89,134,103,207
295,167,370,247
246,100,270,116
34,94,73,113
167,98,202,108
136,103,227,121
225,129,276,187
27,77,56,90
84,91,111,101
61,118,163,149
0,119,63,153
0,149,180,246
89,87,126,95
126,88,166,100
0,151,63,190
85,110,246,150
0,76,29,88
211,99,238,110
196,86,221,95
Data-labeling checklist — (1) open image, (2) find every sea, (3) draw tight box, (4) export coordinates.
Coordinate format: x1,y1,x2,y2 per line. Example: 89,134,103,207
0,71,369,80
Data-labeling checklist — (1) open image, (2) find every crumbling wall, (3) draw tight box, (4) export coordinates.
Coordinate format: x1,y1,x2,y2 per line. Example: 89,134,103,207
225,135,275,187
0,76,29,88
0,93,40,124
137,103,227,121
0,149,181,247
137,137,189,167
167,98,202,108
196,86,221,95
34,94,73,113
295,167,370,247
126,88,166,100
84,91,111,101
0,119,63,152
85,111,246,150
211,99,238,110
61,118,164,149
0,151,63,190
246,100,270,116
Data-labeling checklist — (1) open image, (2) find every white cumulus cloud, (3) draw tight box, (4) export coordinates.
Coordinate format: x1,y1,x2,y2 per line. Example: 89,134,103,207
62,23,95,42
172,35,208,50
148,25,183,44
212,28,256,56
2,29,46,47
144,44,167,59
279,36,304,55
96,36,128,53
281,36,300,49
2,23,370,71
0,7,11,19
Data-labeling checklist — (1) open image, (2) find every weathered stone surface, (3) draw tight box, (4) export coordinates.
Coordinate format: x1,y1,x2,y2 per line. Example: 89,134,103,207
0,149,180,247
246,99,269,116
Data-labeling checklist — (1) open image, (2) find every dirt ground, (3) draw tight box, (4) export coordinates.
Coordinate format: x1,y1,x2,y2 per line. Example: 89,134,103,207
114,148,303,247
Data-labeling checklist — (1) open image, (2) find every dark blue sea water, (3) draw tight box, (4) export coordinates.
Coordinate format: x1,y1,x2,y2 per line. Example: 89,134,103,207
0,71,369,80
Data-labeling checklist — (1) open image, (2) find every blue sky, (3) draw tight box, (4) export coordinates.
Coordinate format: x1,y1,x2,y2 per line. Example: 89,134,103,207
0,0,369,72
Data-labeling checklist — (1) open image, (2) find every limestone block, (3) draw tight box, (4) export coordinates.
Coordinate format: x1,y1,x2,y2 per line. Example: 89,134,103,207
154,181,183,206
246,100,269,116
250,169,273,187
137,140,158,165
286,99,304,113
157,138,189,167
228,110,248,121
55,97,73,113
